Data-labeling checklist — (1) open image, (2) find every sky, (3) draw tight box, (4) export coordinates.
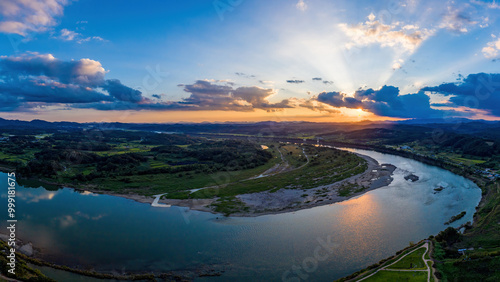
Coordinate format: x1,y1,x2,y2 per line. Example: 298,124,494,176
0,0,499,123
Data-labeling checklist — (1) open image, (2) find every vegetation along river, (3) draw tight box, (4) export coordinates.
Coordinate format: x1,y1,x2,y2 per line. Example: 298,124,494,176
0,149,481,281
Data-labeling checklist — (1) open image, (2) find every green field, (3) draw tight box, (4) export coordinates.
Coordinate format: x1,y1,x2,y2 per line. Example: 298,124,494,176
93,142,158,156
92,152,282,196
188,145,366,199
387,247,427,270
278,143,308,168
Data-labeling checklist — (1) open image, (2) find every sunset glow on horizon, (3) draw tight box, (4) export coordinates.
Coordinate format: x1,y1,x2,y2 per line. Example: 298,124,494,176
1,0,500,123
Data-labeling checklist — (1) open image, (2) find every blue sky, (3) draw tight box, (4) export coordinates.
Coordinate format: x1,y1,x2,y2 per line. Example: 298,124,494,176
0,0,499,122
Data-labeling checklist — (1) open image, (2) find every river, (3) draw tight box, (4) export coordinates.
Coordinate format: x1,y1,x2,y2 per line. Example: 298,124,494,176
0,149,481,281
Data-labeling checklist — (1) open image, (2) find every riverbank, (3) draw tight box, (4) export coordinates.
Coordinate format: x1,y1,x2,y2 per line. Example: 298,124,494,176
151,153,396,217
4,147,397,217
0,147,484,280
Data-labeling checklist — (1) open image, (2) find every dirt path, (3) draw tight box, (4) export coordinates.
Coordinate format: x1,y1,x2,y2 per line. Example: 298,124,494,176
248,147,292,179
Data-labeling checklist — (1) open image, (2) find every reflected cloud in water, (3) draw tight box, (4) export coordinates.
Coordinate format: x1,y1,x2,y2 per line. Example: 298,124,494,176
16,191,56,203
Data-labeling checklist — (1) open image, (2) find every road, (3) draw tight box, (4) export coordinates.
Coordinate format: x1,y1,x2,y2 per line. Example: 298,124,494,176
357,242,433,282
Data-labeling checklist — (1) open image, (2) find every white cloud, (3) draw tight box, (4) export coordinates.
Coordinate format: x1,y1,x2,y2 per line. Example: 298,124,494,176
55,215,76,228
60,28,78,41
367,13,376,21
0,0,68,36
339,14,434,54
296,0,307,11
58,28,107,44
392,59,404,70
482,36,500,59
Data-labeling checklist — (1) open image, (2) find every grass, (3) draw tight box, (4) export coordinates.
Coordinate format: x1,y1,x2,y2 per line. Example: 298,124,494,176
94,143,158,156
210,196,249,216
454,157,486,165
0,150,36,164
362,270,427,282
424,249,430,260
426,261,435,282
436,152,487,166
0,241,55,281
189,146,366,199
433,246,500,281
444,211,466,225
431,182,500,281
90,146,283,196
279,144,307,168
459,183,500,248
387,247,427,270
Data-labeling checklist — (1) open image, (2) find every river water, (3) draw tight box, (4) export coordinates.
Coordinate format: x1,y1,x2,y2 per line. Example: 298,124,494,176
0,149,481,281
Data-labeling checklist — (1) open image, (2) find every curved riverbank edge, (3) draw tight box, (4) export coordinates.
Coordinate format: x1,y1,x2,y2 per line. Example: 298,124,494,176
0,144,489,281
147,150,395,217
0,148,397,218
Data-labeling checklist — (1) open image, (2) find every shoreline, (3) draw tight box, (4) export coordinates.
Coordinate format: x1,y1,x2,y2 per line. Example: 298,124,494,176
2,150,397,218
1,147,489,281
3,149,398,218
154,152,396,217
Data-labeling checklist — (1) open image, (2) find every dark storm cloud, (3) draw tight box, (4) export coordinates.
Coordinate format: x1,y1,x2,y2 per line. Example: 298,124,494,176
316,85,446,118
102,79,143,103
421,73,500,116
0,53,142,111
177,80,292,111
0,54,291,113
77,80,292,112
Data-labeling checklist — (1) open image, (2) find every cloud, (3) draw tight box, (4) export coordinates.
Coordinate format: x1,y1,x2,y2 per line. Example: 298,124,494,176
323,81,334,85
0,53,292,113
0,53,107,86
296,0,307,11
392,62,402,69
54,215,76,228
299,98,340,114
482,35,500,59
102,79,143,103
259,80,274,85
439,5,478,33
58,28,106,43
316,85,445,118
0,53,142,111
75,211,105,220
392,59,404,70
471,0,500,9
178,80,292,111
312,77,322,81
339,13,434,54
234,72,256,78
0,0,68,36
60,28,78,40
421,73,500,116
17,191,56,203
286,79,305,84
